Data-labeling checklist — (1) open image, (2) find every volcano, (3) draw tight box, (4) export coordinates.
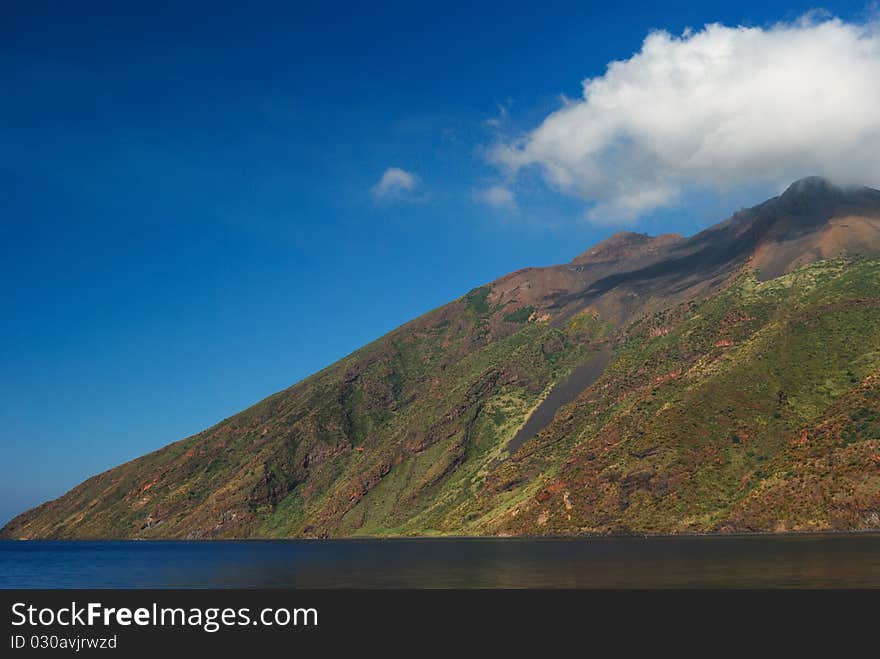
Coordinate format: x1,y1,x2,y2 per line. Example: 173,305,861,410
5,177,880,538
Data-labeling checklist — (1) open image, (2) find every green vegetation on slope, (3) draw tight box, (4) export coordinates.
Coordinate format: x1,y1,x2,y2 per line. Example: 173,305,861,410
482,259,880,535
2,285,606,539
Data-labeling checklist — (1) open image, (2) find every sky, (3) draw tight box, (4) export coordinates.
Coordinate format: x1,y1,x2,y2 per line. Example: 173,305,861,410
2,0,878,525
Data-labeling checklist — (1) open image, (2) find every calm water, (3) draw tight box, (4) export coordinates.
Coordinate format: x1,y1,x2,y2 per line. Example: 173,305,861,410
2,534,880,588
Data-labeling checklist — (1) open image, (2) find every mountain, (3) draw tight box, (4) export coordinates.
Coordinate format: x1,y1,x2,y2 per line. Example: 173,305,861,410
4,177,880,539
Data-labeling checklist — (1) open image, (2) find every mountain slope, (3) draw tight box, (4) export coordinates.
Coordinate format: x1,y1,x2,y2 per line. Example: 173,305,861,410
4,177,880,539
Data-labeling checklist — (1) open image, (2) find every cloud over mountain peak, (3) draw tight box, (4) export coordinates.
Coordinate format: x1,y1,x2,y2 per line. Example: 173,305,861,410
492,15,880,223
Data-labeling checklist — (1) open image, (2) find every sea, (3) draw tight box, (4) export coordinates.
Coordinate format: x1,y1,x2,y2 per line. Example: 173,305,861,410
3,533,880,588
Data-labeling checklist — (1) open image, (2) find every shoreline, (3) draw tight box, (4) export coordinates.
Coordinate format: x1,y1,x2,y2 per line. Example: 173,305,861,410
3,528,880,543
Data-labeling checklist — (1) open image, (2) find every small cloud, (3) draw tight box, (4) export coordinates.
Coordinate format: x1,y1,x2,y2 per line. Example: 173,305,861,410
371,167,420,201
474,185,518,211
484,100,513,129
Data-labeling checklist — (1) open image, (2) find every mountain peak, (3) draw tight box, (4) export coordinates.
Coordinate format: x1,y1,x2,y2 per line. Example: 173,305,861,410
779,176,880,204
776,177,853,210
782,176,839,196
571,231,683,266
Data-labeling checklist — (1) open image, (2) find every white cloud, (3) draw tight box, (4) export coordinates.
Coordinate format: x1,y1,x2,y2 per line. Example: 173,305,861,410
484,101,512,129
371,167,420,201
492,15,880,223
474,185,518,211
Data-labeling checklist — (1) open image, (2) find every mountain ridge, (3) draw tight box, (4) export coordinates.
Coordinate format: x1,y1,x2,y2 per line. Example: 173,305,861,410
4,177,880,539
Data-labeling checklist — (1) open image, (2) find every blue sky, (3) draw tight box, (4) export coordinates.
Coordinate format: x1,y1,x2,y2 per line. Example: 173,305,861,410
1,0,875,525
